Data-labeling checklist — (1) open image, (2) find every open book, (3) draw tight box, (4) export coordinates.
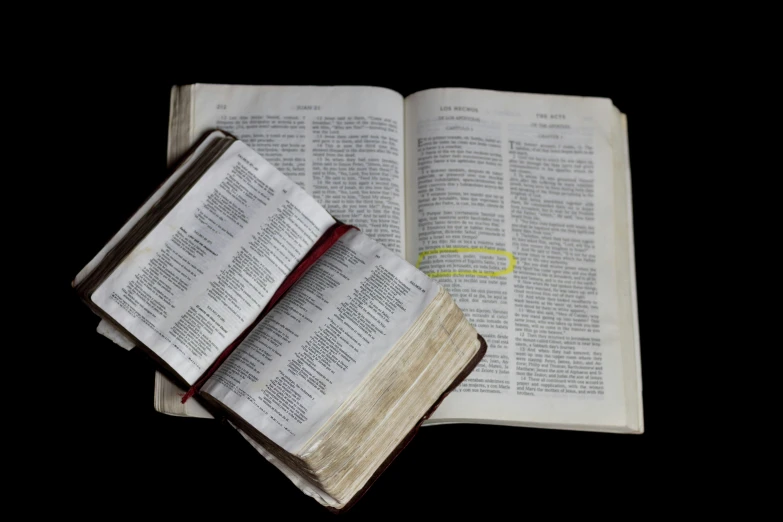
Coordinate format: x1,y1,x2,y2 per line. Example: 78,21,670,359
107,85,642,433
73,131,485,511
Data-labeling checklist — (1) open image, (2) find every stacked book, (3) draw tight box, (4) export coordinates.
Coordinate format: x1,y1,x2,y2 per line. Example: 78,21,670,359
74,84,642,512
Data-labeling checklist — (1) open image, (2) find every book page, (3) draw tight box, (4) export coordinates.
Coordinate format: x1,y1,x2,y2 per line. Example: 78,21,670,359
201,229,438,453
178,84,406,256
405,88,634,430
92,141,336,385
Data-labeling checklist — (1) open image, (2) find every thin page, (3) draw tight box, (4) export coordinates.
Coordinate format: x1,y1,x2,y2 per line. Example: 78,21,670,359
180,84,406,256
92,141,336,385
405,88,633,430
153,367,214,418
201,229,438,453
153,371,213,419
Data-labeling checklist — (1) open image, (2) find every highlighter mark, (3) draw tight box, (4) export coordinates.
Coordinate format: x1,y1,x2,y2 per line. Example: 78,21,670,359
415,248,516,278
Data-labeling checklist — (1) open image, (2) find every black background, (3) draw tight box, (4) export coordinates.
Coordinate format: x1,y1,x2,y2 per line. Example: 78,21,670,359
51,36,679,518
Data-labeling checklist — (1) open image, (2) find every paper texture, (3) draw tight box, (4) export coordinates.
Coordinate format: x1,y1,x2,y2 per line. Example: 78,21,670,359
181,84,406,256
404,88,640,431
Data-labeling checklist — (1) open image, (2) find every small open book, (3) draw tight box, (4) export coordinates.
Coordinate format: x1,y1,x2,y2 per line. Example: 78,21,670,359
73,131,485,511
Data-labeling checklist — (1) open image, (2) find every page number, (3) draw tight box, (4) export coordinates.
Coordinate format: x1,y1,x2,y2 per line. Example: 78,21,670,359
217,104,227,110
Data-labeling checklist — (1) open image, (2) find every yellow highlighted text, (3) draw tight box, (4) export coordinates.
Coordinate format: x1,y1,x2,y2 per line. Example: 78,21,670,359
415,247,516,278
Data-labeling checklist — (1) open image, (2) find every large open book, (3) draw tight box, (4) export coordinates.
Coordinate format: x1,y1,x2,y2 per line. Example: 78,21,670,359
106,85,642,434
73,131,485,511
